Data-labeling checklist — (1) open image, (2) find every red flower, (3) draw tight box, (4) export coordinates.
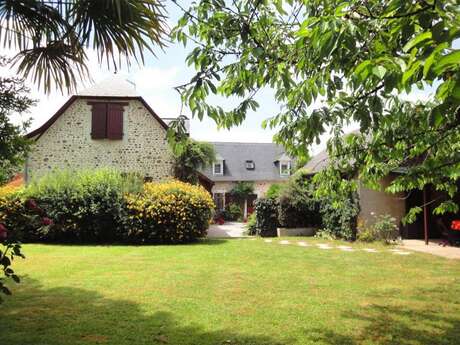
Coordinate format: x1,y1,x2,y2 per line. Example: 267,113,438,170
451,220,460,231
25,199,38,210
42,217,53,226
0,223,7,240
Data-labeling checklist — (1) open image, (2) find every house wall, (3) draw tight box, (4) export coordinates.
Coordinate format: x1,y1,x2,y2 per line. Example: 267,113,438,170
358,175,406,228
211,180,286,198
26,98,174,181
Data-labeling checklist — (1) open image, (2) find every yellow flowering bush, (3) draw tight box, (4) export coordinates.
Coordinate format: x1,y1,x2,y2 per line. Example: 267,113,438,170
0,184,21,198
124,180,215,243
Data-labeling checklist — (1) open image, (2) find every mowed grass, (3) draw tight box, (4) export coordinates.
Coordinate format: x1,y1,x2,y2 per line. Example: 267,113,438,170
1,238,460,345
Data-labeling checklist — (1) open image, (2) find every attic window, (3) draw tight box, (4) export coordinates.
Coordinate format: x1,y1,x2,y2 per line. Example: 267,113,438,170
245,160,255,170
280,161,291,176
213,160,224,175
89,102,126,140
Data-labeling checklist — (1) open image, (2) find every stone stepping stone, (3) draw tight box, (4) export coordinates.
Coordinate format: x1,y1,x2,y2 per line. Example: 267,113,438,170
362,248,378,253
316,243,333,250
279,240,290,245
388,249,402,252
339,247,355,252
264,239,273,243
297,241,309,247
249,238,257,241
392,251,411,255
337,245,354,252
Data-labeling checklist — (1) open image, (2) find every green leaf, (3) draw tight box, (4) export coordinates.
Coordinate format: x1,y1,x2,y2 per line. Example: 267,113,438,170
403,31,432,53
432,50,460,75
372,66,387,79
452,83,460,101
353,60,372,80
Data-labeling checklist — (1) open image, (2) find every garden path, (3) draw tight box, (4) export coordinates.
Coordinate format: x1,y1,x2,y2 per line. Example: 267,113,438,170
207,222,247,238
401,240,460,259
261,239,414,256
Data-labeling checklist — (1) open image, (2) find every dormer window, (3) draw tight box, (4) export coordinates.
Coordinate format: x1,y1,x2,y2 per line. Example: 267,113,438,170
280,161,291,176
213,160,224,175
245,160,255,170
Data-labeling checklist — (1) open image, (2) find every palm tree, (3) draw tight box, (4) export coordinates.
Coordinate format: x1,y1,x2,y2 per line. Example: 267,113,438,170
0,0,167,93
173,139,216,184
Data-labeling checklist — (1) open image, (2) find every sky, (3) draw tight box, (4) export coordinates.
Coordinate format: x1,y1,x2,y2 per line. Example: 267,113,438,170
6,1,436,155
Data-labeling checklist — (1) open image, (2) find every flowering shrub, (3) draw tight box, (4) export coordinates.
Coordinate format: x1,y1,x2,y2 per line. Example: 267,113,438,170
0,184,21,198
0,171,214,245
0,188,26,302
124,180,214,243
0,169,143,243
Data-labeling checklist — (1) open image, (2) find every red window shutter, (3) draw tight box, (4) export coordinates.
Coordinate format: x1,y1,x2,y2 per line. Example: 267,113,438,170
107,103,124,140
91,103,107,139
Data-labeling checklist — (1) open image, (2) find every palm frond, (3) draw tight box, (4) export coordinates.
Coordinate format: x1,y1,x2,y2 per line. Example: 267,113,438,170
12,41,88,93
0,0,167,94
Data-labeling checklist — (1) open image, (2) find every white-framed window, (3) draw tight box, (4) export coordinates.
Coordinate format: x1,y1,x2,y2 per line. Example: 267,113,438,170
213,160,224,175
280,160,291,176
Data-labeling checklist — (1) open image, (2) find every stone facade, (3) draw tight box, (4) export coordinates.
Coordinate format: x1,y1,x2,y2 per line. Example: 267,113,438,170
26,98,174,181
211,180,286,199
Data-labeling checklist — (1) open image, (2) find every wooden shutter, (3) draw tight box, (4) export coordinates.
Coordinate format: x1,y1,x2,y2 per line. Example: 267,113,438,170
91,103,107,139
107,103,124,140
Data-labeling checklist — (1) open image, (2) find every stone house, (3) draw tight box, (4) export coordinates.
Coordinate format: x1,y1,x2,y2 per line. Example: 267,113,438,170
304,148,452,240
200,142,294,217
25,76,175,182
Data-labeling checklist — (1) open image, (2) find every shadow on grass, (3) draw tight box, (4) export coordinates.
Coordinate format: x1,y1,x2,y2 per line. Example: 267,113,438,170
306,290,460,345
0,276,282,345
1,278,459,345
23,238,230,247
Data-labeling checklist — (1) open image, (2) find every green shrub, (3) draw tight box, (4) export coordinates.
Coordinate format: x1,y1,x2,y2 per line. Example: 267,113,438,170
19,169,142,243
265,183,285,199
373,214,400,244
223,203,242,221
314,229,337,240
277,172,321,228
357,214,399,244
124,180,214,244
254,198,279,237
356,227,376,242
245,212,257,235
318,193,360,241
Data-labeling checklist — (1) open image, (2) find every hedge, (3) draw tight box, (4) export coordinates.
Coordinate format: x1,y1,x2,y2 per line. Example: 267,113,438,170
254,198,279,237
0,170,214,244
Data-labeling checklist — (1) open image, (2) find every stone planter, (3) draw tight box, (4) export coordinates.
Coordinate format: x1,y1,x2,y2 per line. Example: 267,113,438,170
277,227,317,237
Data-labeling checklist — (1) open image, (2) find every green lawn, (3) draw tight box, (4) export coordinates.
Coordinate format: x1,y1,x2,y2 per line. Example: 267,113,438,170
1,238,459,345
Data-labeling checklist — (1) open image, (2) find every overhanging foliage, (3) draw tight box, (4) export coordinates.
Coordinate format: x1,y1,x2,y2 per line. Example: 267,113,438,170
172,0,460,221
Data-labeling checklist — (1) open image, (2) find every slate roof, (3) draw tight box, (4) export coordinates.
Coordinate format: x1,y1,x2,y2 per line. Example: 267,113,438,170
201,142,292,182
78,75,139,97
304,149,329,174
